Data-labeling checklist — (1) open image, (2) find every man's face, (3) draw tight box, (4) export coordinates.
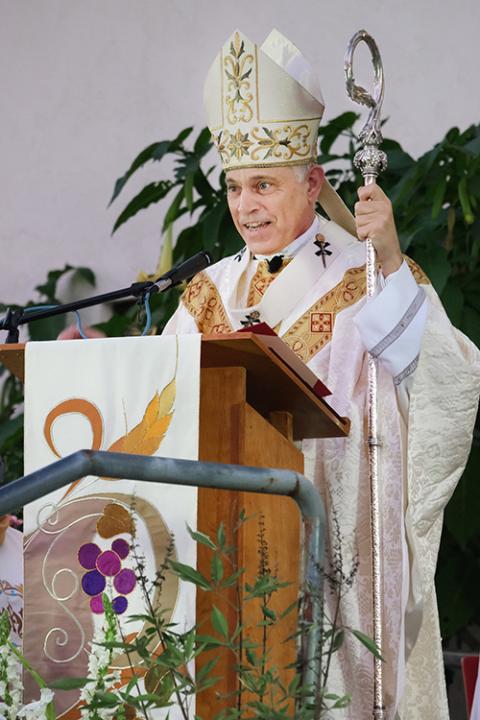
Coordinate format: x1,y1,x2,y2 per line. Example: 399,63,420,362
226,165,324,255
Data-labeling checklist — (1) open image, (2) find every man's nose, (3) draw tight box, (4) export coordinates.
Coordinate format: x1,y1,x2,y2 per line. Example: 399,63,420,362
237,188,259,215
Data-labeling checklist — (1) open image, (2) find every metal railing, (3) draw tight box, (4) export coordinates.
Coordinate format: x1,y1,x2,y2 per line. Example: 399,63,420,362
0,450,325,704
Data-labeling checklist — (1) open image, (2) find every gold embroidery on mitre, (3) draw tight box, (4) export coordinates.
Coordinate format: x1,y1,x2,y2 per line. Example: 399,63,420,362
224,32,254,124
281,266,367,363
181,271,233,334
247,257,293,307
405,256,430,285
251,124,312,162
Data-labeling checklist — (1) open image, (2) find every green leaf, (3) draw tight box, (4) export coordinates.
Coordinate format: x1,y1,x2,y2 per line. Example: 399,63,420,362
196,655,220,682
319,112,359,155
211,605,229,637
184,172,194,212
436,542,478,637
28,313,66,342
112,180,175,234
169,560,211,590
0,413,23,447
351,629,384,660
440,280,465,327
332,629,345,651
7,640,47,688
90,690,119,706
431,177,447,219
33,264,95,304
216,522,226,549
193,127,213,155
48,676,93,690
211,553,224,583
246,647,257,666
413,246,451,294
162,186,185,231
195,633,228,648
187,525,216,550
444,446,480,548
279,600,298,619
332,694,352,709
262,605,276,622
220,568,245,588
109,127,193,204
458,177,475,224
94,314,132,338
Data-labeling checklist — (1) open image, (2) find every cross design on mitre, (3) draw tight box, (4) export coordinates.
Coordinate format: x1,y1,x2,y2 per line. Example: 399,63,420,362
313,234,332,269
240,310,261,327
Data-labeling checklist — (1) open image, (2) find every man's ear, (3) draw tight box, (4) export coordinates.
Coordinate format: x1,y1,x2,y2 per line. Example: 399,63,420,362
307,165,325,202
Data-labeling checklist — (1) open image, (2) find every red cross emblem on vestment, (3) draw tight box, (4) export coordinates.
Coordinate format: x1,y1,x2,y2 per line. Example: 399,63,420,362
310,312,333,333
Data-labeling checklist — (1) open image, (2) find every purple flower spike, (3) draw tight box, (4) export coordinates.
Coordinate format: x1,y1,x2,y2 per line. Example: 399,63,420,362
96,550,121,577
78,543,101,570
90,595,104,614
82,569,106,597
111,538,129,559
112,596,128,615
113,568,136,595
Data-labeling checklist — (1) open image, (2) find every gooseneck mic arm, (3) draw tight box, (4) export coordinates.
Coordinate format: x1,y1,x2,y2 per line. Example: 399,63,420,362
0,251,212,343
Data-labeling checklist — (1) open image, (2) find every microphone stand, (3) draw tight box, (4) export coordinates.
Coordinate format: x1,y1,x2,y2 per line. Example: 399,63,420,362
0,251,212,344
0,279,159,344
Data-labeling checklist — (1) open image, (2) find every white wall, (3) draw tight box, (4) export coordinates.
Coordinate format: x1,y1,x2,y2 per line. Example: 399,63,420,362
0,0,479,312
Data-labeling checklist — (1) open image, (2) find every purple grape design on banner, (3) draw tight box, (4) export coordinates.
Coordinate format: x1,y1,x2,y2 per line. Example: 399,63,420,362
78,537,137,615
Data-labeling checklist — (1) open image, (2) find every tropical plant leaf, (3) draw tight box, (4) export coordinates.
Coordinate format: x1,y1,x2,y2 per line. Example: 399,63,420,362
193,126,213,155
319,112,358,155
109,126,193,205
112,180,175,234
162,186,185,231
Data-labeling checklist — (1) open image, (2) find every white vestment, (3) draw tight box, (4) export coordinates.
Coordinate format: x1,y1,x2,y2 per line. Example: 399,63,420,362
164,216,480,719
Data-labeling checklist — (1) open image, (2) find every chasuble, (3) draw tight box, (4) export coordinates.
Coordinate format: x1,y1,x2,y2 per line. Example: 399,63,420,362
164,216,480,719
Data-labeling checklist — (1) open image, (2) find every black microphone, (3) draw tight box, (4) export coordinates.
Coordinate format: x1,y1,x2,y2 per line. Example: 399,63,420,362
151,251,212,293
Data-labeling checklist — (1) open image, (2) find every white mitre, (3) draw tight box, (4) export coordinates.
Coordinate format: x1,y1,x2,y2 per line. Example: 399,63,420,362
204,29,356,235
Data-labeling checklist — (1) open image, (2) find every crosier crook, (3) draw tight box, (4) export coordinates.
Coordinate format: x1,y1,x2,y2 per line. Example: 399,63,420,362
345,30,388,720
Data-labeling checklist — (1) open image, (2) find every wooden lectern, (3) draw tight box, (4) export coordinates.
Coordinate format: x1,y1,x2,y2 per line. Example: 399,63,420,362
0,333,349,717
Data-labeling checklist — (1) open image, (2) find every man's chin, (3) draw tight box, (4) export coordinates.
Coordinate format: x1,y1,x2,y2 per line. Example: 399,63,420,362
242,233,284,256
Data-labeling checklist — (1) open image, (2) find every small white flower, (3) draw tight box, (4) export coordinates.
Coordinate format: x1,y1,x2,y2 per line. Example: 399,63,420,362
17,687,54,719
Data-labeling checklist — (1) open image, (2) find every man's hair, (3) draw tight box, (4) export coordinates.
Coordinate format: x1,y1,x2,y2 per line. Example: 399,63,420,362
292,163,314,183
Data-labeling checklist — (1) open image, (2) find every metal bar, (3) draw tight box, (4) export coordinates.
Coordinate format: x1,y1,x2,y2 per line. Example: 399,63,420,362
345,29,388,720
0,450,324,709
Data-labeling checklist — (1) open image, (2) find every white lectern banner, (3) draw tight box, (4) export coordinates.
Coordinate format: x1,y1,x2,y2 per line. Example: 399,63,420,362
23,335,201,719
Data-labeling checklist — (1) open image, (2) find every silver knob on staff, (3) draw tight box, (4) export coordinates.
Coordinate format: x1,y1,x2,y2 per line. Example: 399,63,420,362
345,29,387,720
